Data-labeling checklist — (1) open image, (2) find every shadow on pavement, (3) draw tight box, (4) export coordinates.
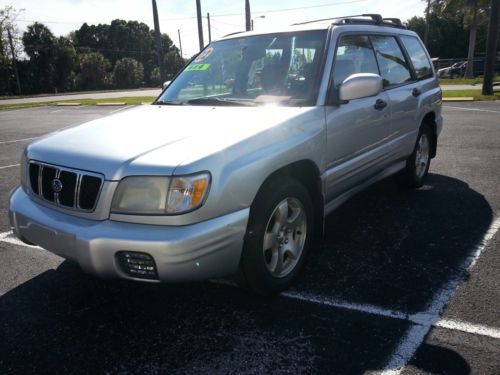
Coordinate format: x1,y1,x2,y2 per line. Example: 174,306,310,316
409,343,471,375
0,263,409,374
296,173,493,313
0,173,486,373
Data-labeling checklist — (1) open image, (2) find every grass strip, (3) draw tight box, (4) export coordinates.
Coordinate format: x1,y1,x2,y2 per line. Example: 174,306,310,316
442,90,500,100
0,97,156,111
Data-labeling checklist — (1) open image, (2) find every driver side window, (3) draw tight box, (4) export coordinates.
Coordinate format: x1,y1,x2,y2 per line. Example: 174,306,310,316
333,35,379,86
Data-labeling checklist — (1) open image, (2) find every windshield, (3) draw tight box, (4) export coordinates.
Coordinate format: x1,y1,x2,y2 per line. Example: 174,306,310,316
157,30,327,107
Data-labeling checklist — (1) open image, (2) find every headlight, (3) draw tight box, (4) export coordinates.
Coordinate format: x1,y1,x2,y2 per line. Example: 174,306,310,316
111,173,210,215
167,173,211,214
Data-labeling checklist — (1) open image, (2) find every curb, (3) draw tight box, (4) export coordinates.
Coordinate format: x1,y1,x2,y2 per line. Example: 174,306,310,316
56,102,81,106
96,102,127,106
442,97,474,102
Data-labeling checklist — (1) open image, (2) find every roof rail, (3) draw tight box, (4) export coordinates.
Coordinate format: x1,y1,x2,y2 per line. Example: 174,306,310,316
292,14,381,26
382,18,406,28
223,31,246,37
292,14,406,29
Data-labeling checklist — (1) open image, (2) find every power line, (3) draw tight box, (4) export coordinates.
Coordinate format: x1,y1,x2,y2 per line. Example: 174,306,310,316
15,1,368,25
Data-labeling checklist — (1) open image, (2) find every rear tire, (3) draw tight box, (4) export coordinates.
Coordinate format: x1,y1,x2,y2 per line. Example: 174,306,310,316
396,123,433,188
239,176,314,296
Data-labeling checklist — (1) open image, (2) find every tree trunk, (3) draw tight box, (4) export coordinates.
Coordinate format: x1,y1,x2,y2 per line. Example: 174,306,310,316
465,3,478,78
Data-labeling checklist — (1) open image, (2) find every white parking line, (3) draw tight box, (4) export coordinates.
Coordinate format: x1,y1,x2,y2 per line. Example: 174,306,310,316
0,137,38,145
283,291,409,321
436,319,500,339
1,214,499,356
0,231,40,248
108,106,133,114
0,164,20,170
378,215,500,374
446,106,500,114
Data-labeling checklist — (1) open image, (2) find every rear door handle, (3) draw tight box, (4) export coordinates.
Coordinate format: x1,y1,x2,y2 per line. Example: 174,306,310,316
412,88,421,97
374,99,387,110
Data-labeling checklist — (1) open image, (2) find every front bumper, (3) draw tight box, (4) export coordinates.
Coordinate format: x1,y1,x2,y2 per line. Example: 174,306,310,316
9,187,249,282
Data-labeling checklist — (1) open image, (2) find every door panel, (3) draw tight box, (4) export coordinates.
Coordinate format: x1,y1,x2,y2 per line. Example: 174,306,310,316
325,34,393,202
325,92,392,201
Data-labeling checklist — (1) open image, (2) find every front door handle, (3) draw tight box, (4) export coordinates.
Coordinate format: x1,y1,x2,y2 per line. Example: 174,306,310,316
374,99,387,110
412,88,421,97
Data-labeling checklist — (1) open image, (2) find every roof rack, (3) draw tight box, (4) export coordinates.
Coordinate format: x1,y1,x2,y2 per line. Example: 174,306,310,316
223,31,246,37
292,14,406,29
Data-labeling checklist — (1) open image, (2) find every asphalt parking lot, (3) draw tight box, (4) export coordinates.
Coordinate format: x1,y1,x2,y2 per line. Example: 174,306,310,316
0,103,499,374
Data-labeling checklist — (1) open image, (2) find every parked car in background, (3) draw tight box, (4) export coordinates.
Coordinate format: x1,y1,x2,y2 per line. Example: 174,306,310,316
437,61,466,78
9,14,442,295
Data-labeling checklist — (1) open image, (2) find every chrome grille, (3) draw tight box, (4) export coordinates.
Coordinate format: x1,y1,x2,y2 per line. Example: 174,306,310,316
28,161,103,212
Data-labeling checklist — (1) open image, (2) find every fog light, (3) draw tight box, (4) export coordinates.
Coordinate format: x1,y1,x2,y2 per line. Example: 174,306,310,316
116,251,159,280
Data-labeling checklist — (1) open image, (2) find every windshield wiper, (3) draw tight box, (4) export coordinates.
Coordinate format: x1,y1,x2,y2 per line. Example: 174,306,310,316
154,100,183,105
186,97,256,106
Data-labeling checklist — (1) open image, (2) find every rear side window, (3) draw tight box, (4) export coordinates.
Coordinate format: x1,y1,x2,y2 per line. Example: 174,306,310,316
370,35,412,88
400,35,434,80
333,35,379,86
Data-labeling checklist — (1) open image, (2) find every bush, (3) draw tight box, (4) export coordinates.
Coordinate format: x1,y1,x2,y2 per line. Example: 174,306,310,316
77,52,110,90
113,57,144,88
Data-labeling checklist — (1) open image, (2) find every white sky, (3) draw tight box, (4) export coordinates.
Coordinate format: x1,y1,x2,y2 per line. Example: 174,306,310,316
4,0,426,57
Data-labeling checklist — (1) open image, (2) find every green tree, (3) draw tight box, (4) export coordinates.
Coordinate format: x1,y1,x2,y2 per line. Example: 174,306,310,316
150,66,161,86
113,57,144,88
164,49,185,78
22,22,57,92
54,36,77,91
419,0,489,68
76,52,110,90
1,6,23,94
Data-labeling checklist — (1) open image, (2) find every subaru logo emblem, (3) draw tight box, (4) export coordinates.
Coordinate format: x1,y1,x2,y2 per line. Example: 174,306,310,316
51,178,63,193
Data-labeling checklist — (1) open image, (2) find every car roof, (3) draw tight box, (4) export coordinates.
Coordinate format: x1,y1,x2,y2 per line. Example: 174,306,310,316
219,14,417,41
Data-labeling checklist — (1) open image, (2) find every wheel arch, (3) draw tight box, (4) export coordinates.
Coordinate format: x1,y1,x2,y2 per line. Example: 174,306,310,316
251,159,325,238
421,111,438,158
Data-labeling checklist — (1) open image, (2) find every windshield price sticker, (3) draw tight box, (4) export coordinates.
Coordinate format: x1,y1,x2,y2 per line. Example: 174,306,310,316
195,47,214,62
186,64,211,71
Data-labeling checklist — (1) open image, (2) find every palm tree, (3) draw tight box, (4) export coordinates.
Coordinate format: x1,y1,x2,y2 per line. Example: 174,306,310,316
463,0,489,78
426,0,488,78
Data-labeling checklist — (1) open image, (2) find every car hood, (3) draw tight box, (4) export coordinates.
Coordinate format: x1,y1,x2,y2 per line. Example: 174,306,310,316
27,104,310,180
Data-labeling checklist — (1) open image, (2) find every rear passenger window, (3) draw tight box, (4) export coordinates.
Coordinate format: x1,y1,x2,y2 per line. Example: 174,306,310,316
333,35,379,86
400,35,433,80
370,36,412,88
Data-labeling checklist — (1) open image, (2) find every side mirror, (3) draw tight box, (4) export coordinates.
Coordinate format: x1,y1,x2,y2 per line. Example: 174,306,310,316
339,73,383,102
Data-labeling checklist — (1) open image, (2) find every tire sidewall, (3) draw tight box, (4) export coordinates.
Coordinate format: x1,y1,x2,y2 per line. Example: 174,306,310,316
408,124,432,187
241,176,314,295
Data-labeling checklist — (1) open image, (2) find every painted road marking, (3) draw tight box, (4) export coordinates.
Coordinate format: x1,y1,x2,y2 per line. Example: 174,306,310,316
1,214,499,356
446,106,500,114
0,231,40,248
436,319,500,339
0,164,20,170
0,137,38,145
108,106,134,114
378,215,500,374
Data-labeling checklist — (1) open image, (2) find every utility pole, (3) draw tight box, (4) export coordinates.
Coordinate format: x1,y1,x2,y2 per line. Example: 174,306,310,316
245,0,251,31
178,29,183,59
207,12,212,43
152,0,165,81
7,28,21,95
482,0,500,95
424,0,431,46
196,0,204,51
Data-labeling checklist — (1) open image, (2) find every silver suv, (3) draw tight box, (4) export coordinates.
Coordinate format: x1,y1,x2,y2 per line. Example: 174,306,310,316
9,15,442,295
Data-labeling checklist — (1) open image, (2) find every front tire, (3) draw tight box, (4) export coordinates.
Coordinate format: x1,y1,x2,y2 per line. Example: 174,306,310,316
239,176,314,296
396,123,433,188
